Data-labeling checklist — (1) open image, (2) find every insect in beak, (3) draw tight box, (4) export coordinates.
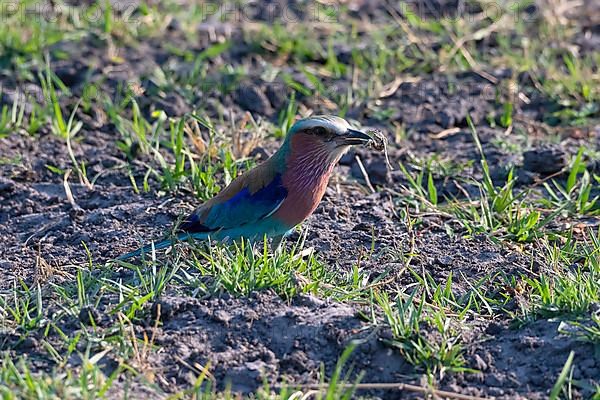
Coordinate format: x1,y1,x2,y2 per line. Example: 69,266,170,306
336,128,372,146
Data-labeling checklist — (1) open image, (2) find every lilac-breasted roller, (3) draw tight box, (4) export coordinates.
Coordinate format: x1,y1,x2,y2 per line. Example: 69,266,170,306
118,115,372,259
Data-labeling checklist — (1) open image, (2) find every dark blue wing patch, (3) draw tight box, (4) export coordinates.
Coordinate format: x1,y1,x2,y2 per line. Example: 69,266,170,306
179,174,288,233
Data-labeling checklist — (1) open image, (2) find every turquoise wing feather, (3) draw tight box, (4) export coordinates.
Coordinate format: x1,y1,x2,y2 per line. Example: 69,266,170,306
117,169,288,260
179,173,288,233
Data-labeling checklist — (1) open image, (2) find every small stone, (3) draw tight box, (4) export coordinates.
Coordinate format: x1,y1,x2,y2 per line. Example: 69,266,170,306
473,353,488,371
0,177,15,194
379,328,395,341
152,300,175,322
234,85,273,115
154,93,190,117
486,387,505,397
54,61,87,88
517,335,542,350
167,18,182,31
352,222,371,232
435,110,455,128
528,371,545,387
484,373,504,387
466,372,485,382
364,158,392,185
523,147,567,175
281,350,310,371
339,150,356,166
243,309,258,321
436,256,453,267
18,336,38,350
245,360,266,371
485,322,503,335
579,355,597,370
294,294,326,308
78,306,101,326
213,310,232,324
265,82,289,110
516,169,536,185
351,158,391,186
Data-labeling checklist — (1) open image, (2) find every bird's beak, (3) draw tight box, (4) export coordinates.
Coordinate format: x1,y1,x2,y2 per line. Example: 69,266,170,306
337,128,372,146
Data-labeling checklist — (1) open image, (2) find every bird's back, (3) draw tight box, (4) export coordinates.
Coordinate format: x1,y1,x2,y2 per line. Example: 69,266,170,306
178,154,289,239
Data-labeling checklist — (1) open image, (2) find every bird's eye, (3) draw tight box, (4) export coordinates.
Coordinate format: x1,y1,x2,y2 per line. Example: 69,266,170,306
312,127,328,136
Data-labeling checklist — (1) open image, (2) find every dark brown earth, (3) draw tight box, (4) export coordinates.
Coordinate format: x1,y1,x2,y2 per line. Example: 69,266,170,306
1,0,600,398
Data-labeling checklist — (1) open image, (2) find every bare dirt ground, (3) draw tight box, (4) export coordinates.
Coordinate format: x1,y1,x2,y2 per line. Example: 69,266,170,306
1,0,599,398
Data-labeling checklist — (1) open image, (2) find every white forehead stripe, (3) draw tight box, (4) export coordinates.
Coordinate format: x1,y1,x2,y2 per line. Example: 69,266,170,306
292,115,351,135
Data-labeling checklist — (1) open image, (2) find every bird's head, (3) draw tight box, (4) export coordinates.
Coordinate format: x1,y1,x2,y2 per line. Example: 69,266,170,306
282,115,371,163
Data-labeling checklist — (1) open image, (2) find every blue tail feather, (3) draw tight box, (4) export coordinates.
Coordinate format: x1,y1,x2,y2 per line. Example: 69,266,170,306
116,232,210,260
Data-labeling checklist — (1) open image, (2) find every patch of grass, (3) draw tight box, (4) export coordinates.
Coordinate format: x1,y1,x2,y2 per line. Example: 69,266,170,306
0,235,377,399
0,0,65,73
1,250,365,398
0,92,44,137
106,94,254,198
541,148,600,216
375,289,471,379
396,118,564,242
397,161,441,209
516,228,600,321
0,354,121,400
156,236,374,302
559,315,600,347
0,344,361,400
0,281,44,334
251,23,326,63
